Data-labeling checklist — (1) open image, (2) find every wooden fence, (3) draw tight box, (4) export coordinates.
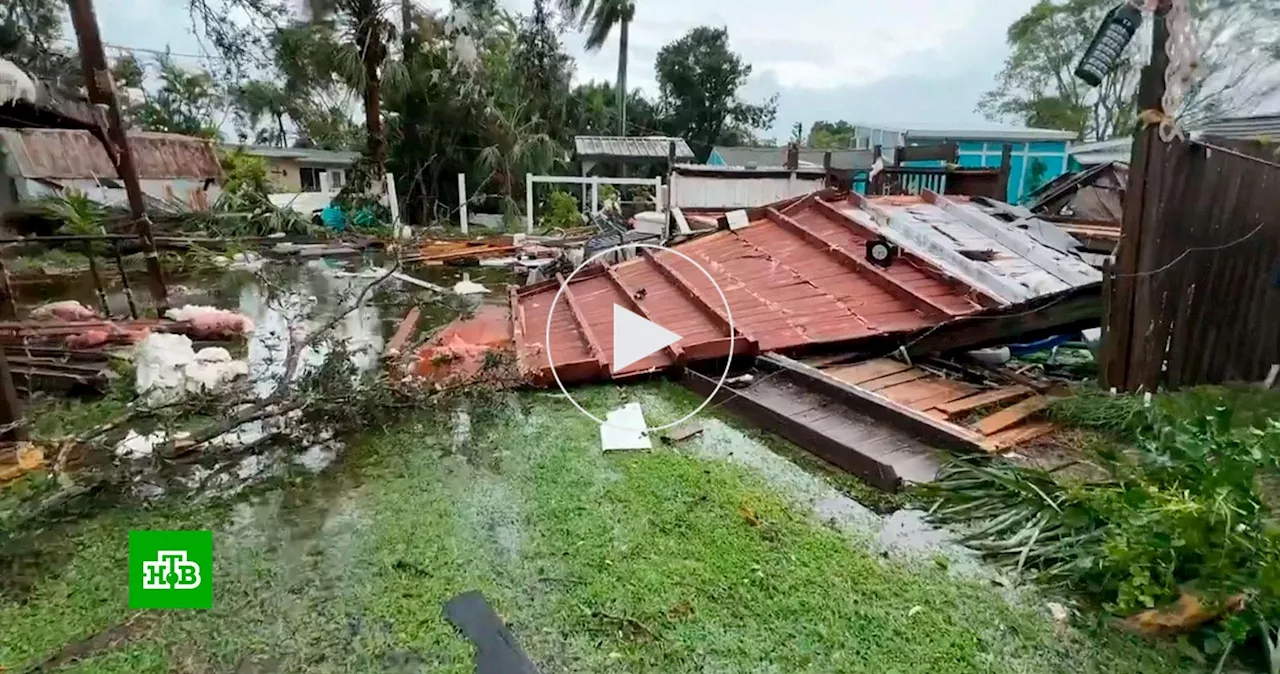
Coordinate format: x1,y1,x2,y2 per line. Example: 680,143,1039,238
1103,136,1280,391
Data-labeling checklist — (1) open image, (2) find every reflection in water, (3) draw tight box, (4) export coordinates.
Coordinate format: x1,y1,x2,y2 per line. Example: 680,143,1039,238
238,265,386,398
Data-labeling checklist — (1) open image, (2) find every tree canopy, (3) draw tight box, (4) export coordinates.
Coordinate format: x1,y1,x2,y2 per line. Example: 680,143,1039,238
979,0,1280,141
654,26,776,156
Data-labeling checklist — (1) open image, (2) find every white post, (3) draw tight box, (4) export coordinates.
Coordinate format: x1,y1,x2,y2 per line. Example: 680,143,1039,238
526,172,534,234
319,171,333,201
457,172,469,235
591,177,600,216
384,172,407,239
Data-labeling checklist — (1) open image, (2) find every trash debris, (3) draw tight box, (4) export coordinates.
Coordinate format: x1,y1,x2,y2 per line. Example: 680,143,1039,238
134,333,248,404
411,305,513,381
391,271,448,293
724,373,755,389
115,429,192,459
164,305,255,340
660,421,706,444
1121,592,1247,638
30,300,99,322
453,273,488,295
0,444,45,483
600,402,651,451
443,590,539,674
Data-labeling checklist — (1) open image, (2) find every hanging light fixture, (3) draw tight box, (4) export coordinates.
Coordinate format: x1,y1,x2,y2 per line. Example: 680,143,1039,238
1075,3,1144,86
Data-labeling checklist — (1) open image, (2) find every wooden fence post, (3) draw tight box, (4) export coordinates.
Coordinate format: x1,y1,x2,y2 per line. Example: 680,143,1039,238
1104,2,1170,391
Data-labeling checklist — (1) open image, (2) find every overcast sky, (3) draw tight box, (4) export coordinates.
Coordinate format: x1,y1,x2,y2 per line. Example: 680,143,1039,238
95,0,1040,139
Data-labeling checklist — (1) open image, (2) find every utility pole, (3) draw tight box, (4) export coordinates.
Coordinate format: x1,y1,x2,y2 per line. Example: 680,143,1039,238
66,0,169,314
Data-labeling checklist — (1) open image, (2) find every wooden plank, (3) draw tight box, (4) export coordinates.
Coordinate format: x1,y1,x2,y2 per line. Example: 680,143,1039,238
910,383,979,411
555,273,608,372
862,369,929,392
936,385,1033,417
825,358,912,385
765,208,958,318
385,306,421,357
905,283,1102,356
880,380,951,406
763,354,986,452
971,395,1051,436
982,422,1057,453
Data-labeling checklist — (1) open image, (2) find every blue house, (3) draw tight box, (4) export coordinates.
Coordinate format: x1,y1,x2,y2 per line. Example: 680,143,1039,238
851,124,1078,203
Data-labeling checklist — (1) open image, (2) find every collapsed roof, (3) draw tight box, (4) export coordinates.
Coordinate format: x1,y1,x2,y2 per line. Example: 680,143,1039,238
506,190,1101,384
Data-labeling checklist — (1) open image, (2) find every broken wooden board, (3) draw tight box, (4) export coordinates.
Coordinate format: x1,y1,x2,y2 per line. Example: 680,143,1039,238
826,358,913,385
935,386,1033,417
971,395,1051,436
982,422,1057,452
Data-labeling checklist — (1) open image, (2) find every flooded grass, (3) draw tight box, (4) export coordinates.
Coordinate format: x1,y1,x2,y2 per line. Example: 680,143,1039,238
0,381,1194,673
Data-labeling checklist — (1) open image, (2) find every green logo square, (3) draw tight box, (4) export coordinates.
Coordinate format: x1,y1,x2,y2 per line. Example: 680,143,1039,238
128,530,213,609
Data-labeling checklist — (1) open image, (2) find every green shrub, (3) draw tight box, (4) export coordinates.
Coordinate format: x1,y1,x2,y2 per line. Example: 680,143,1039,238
539,190,582,232
922,402,1280,669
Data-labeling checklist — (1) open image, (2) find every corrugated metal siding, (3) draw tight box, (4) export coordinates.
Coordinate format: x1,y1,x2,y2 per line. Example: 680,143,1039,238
0,128,222,180
574,135,695,160
1199,115,1280,139
670,173,824,209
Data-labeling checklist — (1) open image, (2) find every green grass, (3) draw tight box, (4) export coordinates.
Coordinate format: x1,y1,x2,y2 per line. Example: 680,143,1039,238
0,383,1192,672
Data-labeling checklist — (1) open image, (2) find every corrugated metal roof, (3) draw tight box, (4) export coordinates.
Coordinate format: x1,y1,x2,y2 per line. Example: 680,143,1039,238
1199,114,1280,140
230,144,359,166
904,125,1078,142
0,128,222,180
507,192,1101,384
712,146,876,170
574,135,695,160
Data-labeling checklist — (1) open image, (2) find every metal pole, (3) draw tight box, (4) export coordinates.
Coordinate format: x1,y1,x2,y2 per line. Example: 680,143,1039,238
525,173,534,234
458,172,469,235
67,0,169,314
82,241,111,316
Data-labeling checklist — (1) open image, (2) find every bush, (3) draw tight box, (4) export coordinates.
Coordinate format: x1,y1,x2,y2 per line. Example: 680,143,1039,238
922,401,1280,669
539,190,582,232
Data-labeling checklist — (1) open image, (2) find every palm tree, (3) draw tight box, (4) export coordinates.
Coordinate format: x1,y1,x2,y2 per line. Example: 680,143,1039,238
303,0,395,179
559,0,634,136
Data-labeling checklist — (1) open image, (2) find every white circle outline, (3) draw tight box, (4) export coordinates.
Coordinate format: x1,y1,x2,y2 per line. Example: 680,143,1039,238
545,242,735,433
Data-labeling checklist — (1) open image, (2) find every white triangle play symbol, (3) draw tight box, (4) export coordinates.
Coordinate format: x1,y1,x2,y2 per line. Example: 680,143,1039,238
612,304,682,373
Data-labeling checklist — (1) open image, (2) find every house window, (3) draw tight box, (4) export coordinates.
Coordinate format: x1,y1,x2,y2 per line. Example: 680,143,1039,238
299,167,346,193
299,167,322,192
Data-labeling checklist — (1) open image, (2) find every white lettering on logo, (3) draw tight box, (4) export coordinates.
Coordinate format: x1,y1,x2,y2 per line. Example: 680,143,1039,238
141,550,201,590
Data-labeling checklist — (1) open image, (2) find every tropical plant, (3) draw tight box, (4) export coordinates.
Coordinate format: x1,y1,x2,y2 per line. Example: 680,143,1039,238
558,0,634,135
922,400,1280,670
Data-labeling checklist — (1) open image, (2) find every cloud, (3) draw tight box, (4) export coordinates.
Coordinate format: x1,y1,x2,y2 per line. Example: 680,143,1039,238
94,0,1037,137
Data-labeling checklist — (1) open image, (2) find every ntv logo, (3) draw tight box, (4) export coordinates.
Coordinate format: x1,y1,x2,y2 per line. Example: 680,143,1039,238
142,551,202,590
129,530,213,609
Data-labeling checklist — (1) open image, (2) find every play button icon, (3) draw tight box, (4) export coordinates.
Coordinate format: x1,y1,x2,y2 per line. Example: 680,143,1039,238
612,304,682,373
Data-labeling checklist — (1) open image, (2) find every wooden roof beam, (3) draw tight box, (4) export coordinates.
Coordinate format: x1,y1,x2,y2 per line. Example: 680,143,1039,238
640,249,756,348
555,273,609,373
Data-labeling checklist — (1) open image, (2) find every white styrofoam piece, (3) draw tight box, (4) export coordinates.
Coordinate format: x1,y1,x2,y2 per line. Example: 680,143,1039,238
600,402,652,451
726,210,750,231
672,208,693,235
